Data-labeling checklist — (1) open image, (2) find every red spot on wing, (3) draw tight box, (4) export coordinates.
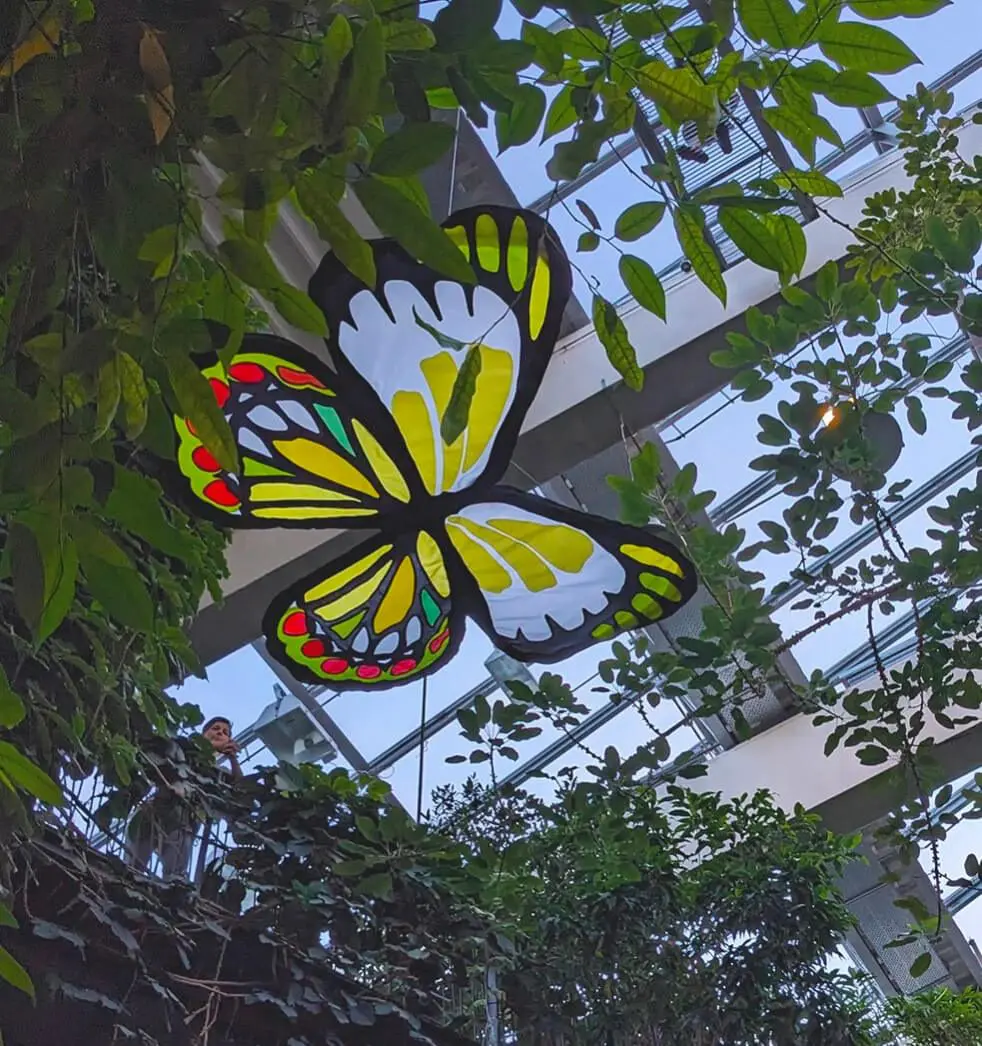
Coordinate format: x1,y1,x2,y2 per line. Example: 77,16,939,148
301,639,326,658
391,658,417,677
229,362,266,383
428,630,450,655
277,366,325,389
192,446,220,473
209,378,230,408
282,611,308,636
321,657,348,675
203,479,239,508
356,664,382,680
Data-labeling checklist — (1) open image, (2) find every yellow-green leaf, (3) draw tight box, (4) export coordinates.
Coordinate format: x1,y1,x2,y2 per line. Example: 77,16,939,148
166,353,238,472
371,121,456,177
674,206,727,304
117,351,148,439
847,0,949,18
217,238,282,292
619,255,666,320
763,213,807,280
816,21,919,73
354,177,476,285
94,359,122,440
737,0,802,48
718,208,786,273
0,944,34,999
0,740,63,805
773,168,843,198
382,19,436,51
74,518,155,634
296,175,376,287
0,666,25,729
593,294,643,391
441,345,483,445
614,202,667,242
267,285,329,336
636,62,717,126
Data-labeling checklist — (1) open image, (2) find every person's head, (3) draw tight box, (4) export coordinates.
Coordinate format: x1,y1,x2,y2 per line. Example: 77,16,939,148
202,716,232,750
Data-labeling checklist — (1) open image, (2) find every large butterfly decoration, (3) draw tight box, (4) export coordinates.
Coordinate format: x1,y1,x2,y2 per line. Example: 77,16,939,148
174,205,698,690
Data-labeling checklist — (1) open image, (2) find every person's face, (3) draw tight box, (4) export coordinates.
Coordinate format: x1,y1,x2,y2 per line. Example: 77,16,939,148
203,720,231,750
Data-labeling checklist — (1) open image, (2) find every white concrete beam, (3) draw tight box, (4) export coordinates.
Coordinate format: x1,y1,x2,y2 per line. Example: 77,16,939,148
693,669,982,832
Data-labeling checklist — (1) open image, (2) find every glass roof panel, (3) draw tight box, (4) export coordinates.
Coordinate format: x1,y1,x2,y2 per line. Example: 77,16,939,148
773,485,966,676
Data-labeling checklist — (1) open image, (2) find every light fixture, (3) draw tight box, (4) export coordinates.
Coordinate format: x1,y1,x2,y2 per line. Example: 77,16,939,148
817,400,904,489
241,685,338,767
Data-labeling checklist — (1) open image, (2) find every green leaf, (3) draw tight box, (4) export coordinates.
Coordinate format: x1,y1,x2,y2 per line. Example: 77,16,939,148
0,903,16,929
816,21,920,73
763,105,819,164
637,62,717,125
773,168,843,198
36,536,77,645
0,666,24,728
296,171,376,287
381,19,436,51
737,0,802,48
0,740,63,805
847,0,950,17
0,944,34,999
821,70,893,105
94,358,122,440
267,285,329,336
434,0,501,50
496,85,547,151
674,206,726,304
542,86,577,141
593,295,643,391
104,467,191,560
340,17,385,129
719,208,786,273
371,121,456,176
522,19,564,73
217,238,282,292
74,519,155,634
167,355,238,473
358,872,394,900
619,255,666,320
614,202,666,242
441,345,483,445
354,177,476,285
116,352,148,439
909,951,932,979
8,522,46,637
762,213,807,280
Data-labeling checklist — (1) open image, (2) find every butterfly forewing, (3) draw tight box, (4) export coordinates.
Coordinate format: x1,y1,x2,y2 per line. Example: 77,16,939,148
174,336,419,527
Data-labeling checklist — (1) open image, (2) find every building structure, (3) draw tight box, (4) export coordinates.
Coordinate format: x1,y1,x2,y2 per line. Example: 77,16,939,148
183,6,982,1005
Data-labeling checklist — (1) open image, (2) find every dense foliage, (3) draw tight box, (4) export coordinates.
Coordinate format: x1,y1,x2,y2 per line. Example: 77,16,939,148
434,781,873,1046
0,0,975,1036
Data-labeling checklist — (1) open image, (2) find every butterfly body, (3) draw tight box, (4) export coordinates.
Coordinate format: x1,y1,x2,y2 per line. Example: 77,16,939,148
175,206,698,691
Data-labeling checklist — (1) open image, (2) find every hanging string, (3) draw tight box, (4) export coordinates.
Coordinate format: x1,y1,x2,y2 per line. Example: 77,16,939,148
415,673,429,823
447,107,462,217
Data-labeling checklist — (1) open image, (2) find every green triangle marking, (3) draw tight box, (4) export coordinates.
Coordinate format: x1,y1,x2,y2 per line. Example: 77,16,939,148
333,611,365,639
243,457,293,477
420,588,441,627
315,404,355,455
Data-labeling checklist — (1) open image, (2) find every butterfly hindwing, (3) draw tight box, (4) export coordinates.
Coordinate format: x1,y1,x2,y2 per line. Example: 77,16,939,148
262,529,465,688
308,205,572,499
174,334,420,527
443,488,698,663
